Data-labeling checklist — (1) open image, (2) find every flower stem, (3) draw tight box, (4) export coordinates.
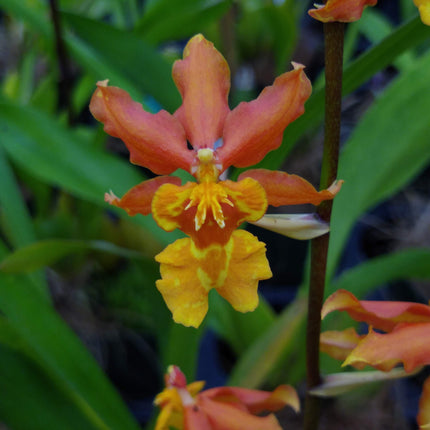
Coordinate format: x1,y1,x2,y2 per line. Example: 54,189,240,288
303,21,344,430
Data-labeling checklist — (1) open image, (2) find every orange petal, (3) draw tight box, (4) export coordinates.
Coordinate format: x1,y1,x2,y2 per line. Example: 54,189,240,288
343,323,430,372
90,81,193,175
215,230,272,313
322,289,430,332
308,0,377,23
172,34,230,150
105,176,181,216
239,169,342,206
155,237,211,328
204,385,299,414
155,231,271,327
198,396,283,430
183,404,212,430
320,328,363,362
418,376,430,428
219,63,311,169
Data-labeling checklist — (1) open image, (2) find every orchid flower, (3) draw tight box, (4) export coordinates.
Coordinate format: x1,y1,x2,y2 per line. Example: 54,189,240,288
90,34,342,328
320,289,430,427
309,0,430,25
154,365,299,430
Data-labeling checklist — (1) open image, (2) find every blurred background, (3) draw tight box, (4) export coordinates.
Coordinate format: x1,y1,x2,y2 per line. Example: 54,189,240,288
0,0,429,429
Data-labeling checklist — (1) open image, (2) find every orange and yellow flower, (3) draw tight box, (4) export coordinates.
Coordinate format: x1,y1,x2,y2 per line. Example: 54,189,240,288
90,34,341,328
308,0,430,25
320,289,430,427
154,365,299,430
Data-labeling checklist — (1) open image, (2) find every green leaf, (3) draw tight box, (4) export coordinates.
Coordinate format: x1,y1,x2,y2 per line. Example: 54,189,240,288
137,0,232,45
63,12,181,111
0,101,179,245
327,50,430,281
0,239,144,273
228,297,306,388
332,248,430,298
0,273,140,430
209,292,275,356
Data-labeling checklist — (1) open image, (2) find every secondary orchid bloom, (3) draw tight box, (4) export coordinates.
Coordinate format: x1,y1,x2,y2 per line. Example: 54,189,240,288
90,34,342,328
320,289,430,428
308,0,377,22
309,0,430,25
154,365,299,430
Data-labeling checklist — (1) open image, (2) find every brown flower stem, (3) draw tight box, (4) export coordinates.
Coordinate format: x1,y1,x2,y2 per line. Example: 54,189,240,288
49,0,74,125
303,21,344,430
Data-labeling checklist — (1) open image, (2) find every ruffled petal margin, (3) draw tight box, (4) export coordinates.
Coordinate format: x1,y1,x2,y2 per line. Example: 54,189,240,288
204,385,300,415
342,323,430,372
320,328,363,362
308,0,377,23
239,169,343,206
219,63,311,170
155,230,271,328
172,34,230,150
90,81,193,175
105,176,182,216
322,289,430,332
197,397,282,430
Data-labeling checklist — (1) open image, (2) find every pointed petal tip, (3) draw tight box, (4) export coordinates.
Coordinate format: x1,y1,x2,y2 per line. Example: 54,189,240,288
96,79,109,87
104,190,119,205
328,179,344,196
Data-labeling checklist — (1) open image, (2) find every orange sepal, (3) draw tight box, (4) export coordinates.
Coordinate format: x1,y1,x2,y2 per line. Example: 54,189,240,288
322,289,430,332
173,34,230,150
90,81,193,175
155,230,271,328
320,328,363,362
105,176,182,216
204,385,299,415
418,376,430,428
239,169,343,206
197,396,283,430
343,323,430,372
308,0,377,23
219,63,311,169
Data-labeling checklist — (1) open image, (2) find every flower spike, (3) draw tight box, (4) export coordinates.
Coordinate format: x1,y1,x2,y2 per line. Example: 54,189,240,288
92,34,342,327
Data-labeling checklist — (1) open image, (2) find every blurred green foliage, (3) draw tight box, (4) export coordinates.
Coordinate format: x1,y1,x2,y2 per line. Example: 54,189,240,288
0,0,430,428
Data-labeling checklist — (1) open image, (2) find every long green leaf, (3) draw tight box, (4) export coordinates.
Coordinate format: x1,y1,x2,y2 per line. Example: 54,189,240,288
0,274,140,430
332,248,430,298
137,0,231,45
327,50,430,281
63,12,181,111
0,239,144,273
228,297,306,388
0,101,179,246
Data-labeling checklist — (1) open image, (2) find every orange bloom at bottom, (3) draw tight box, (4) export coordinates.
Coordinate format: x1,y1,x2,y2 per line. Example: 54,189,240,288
154,366,299,430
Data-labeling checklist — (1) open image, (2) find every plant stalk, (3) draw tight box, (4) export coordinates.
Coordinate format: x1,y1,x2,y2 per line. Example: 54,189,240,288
303,21,344,430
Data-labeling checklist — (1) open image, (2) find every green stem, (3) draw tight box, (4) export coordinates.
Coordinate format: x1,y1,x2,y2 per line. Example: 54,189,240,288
303,21,344,430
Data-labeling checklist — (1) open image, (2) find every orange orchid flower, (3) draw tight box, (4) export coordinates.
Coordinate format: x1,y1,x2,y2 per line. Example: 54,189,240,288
90,34,342,328
308,0,430,25
154,365,299,430
320,289,430,428
308,0,377,22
